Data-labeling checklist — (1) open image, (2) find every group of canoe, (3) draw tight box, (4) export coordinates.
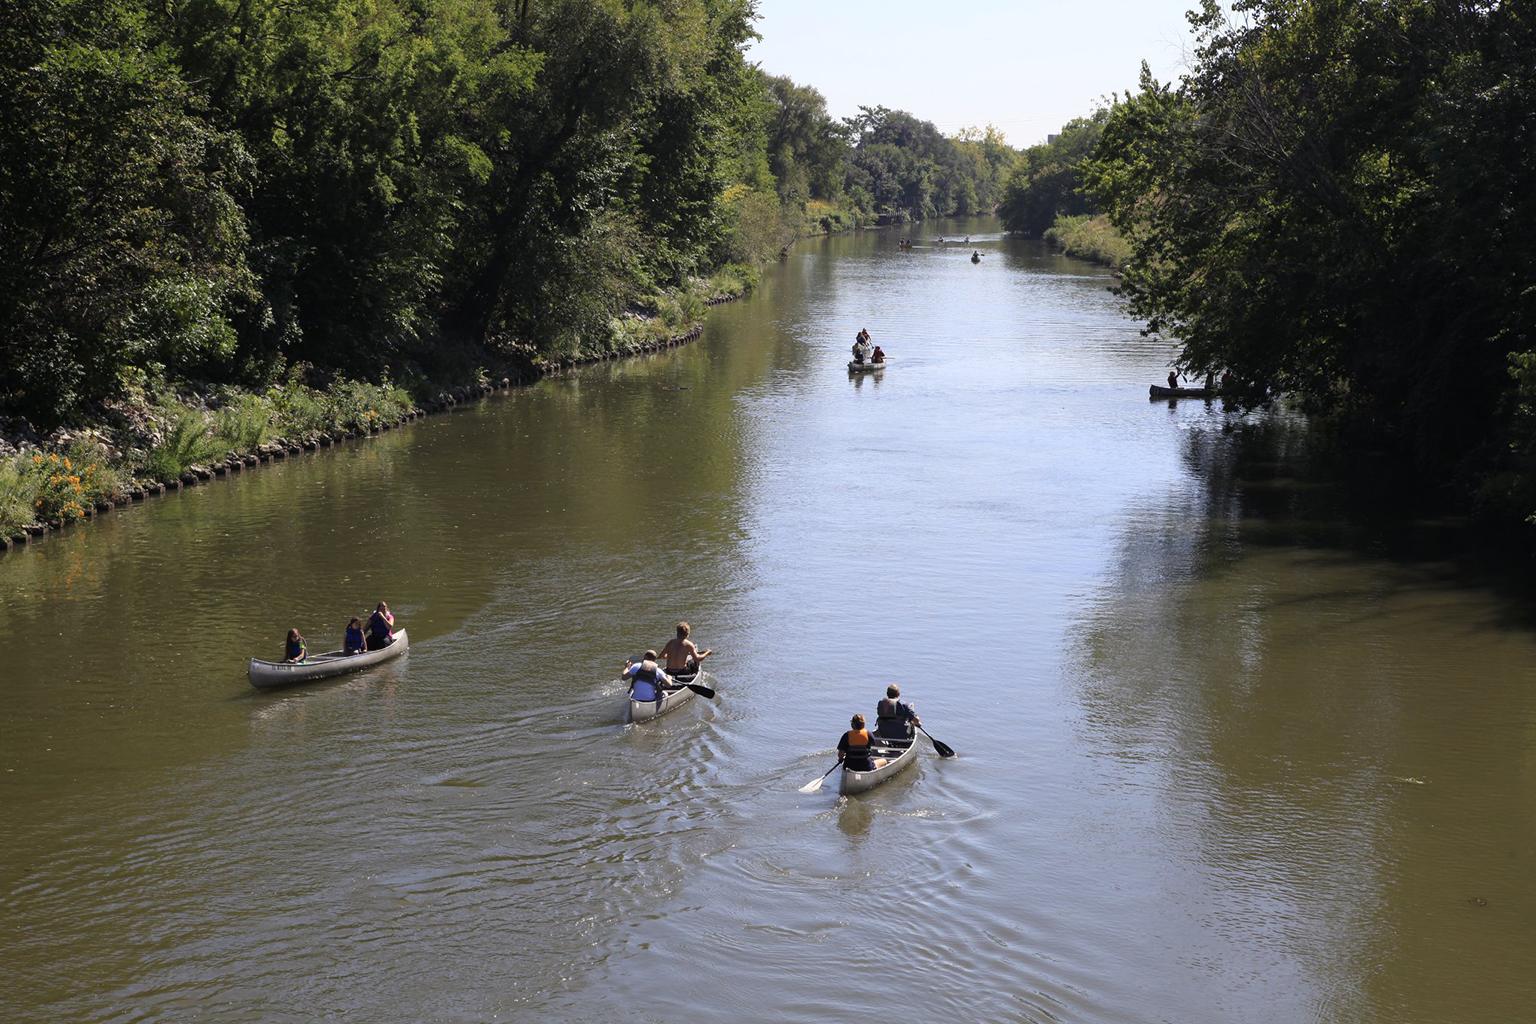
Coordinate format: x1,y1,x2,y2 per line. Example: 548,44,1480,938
247,613,952,795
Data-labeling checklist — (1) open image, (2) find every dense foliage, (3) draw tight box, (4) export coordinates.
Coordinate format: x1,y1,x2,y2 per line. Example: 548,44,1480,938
998,111,1107,236
1,0,1014,430
1086,0,1536,521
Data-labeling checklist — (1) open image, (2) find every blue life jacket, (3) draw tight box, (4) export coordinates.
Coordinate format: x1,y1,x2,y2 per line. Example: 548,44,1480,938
345,626,365,651
630,662,662,702
286,637,306,661
367,612,391,640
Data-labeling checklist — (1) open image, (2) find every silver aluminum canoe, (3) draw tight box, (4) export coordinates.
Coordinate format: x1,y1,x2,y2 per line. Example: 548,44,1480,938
628,668,703,723
839,736,918,795
248,629,409,691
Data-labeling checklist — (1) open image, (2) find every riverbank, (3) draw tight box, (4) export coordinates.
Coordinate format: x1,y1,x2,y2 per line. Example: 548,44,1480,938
1044,214,1130,270
0,277,747,555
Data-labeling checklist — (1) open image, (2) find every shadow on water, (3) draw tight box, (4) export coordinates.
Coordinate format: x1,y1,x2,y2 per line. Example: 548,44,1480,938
1181,408,1536,619
1069,407,1536,1023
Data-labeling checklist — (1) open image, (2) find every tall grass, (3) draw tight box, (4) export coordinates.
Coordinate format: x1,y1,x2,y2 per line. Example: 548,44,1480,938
0,457,33,534
215,394,275,451
1044,214,1132,270
145,409,227,482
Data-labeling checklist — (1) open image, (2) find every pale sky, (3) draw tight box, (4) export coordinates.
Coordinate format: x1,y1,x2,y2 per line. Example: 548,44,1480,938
746,0,1205,147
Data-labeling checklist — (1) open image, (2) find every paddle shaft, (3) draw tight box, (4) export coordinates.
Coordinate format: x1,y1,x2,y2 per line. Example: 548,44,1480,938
798,761,841,793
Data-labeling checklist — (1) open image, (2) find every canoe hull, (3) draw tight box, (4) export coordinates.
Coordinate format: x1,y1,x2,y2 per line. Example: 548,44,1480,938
248,629,409,691
628,669,703,723
848,361,888,372
839,737,919,795
1149,384,1214,399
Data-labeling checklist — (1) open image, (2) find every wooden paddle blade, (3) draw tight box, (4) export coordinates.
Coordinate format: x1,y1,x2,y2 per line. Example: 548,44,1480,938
685,683,716,699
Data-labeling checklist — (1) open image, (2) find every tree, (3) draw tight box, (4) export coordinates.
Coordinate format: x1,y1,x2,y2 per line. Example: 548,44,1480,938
1086,0,1536,517
0,0,253,424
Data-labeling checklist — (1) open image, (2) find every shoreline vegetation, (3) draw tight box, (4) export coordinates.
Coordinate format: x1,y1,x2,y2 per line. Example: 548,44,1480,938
1042,214,1129,272
998,2,1536,535
2,0,1019,550
0,291,728,551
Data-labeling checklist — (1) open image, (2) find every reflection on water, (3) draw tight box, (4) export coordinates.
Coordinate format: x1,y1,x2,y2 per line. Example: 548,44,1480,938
1074,409,1536,1023
3,218,1534,1023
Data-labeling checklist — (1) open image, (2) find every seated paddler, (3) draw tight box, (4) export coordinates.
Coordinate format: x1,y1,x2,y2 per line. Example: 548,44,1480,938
837,713,887,772
343,617,366,655
874,684,920,740
624,650,673,703
284,628,307,663
366,601,395,651
660,621,712,676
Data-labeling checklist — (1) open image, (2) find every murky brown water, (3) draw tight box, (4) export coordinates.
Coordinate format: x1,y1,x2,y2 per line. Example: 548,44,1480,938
3,219,1534,1023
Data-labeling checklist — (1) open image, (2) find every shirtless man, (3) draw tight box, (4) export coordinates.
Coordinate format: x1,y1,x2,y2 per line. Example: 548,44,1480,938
659,621,712,676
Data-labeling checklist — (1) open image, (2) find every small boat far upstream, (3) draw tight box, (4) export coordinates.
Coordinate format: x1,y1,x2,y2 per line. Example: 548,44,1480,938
848,360,888,373
248,630,409,690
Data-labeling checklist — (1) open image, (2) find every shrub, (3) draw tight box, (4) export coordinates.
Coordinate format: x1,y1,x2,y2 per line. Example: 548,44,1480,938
215,394,274,451
0,457,33,534
269,385,330,439
145,409,225,481
1044,214,1132,270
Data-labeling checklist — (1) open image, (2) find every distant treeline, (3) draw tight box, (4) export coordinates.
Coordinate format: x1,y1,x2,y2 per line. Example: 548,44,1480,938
0,0,1015,429
1005,0,1536,527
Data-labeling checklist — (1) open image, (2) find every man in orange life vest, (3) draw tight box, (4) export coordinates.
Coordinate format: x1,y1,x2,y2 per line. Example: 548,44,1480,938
836,713,887,772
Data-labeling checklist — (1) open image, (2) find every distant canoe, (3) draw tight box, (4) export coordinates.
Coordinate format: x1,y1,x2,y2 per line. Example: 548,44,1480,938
1149,384,1215,399
248,629,409,690
848,360,888,372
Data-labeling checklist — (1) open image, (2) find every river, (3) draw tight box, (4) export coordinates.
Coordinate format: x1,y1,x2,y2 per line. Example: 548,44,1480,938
3,218,1534,1024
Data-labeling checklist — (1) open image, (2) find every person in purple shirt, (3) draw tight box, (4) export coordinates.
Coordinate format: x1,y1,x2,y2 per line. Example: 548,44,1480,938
366,602,395,651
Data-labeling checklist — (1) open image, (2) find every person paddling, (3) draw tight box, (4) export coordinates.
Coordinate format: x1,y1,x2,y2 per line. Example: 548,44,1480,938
837,713,887,772
624,650,672,705
366,601,395,651
874,684,920,740
284,628,308,663
1167,370,1179,390
872,345,886,364
659,621,711,676
852,329,873,364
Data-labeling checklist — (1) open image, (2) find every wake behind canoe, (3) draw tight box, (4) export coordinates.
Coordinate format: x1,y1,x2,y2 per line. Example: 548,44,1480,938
248,629,409,690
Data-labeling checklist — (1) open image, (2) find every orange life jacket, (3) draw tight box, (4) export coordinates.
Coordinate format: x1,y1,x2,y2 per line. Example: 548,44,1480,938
845,728,872,748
